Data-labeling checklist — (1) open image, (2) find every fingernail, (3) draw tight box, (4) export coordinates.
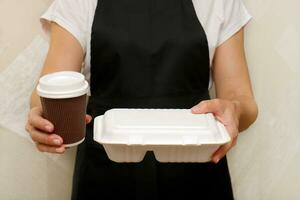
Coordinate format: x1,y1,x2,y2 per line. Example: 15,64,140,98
56,147,65,153
191,107,198,112
53,139,62,145
214,158,220,163
45,125,52,132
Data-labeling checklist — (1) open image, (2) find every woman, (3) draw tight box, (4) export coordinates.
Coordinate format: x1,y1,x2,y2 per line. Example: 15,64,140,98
26,0,258,199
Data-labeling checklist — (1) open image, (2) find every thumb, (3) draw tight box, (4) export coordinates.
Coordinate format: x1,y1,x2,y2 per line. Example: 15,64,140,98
191,100,222,115
85,114,92,124
191,100,209,114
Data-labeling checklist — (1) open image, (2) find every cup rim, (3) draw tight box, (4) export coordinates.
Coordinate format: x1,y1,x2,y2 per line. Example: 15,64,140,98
37,71,89,99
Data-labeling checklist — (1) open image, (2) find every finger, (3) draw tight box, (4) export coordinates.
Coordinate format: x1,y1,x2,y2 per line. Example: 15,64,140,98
211,143,231,164
191,99,224,115
211,124,238,164
29,109,54,133
85,114,92,124
36,143,66,154
30,127,63,146
211,140,235,163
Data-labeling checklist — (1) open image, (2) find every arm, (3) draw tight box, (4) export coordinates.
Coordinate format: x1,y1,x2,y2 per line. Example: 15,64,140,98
27,22,91,153
30,22,84,108
192,28,258,163
213,28,258,131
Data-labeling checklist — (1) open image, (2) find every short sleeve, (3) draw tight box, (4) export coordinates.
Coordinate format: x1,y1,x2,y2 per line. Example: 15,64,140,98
217,0,252,46
40,0,89,53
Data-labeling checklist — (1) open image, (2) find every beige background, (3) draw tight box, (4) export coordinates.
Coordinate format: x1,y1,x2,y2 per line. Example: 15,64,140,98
0,0,299,199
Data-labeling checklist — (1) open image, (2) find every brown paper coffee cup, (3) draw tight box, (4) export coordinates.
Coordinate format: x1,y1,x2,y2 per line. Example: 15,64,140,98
37,71,89,147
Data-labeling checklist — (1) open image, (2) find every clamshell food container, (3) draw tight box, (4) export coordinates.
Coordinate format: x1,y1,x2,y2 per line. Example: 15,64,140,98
93,109,230,163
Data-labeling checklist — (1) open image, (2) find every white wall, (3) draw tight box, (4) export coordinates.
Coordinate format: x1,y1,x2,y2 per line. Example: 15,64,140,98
228,1,300,199
0,0,299,199
0,1,76,200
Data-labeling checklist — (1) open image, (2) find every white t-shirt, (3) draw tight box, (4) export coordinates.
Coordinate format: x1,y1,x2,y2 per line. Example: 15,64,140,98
40,0,252,90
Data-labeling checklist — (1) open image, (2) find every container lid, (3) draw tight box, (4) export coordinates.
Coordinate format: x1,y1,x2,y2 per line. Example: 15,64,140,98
37,71,89,99
94,109,231,146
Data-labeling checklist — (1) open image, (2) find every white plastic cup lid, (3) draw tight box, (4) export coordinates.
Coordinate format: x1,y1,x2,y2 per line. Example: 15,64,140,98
37,71,89,99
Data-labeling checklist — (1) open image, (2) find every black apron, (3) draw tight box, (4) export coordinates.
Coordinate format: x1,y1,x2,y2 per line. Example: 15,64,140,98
72,0,234,199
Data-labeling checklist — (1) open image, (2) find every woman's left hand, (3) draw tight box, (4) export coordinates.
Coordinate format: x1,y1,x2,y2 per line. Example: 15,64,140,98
191,99,241,164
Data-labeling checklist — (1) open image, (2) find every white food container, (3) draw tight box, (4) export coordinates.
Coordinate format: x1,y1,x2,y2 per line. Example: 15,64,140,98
93,109,230,163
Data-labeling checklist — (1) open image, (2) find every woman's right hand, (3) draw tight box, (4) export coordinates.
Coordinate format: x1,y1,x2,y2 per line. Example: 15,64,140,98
26,106,92,154
26,106,65,154
26,22,90,154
